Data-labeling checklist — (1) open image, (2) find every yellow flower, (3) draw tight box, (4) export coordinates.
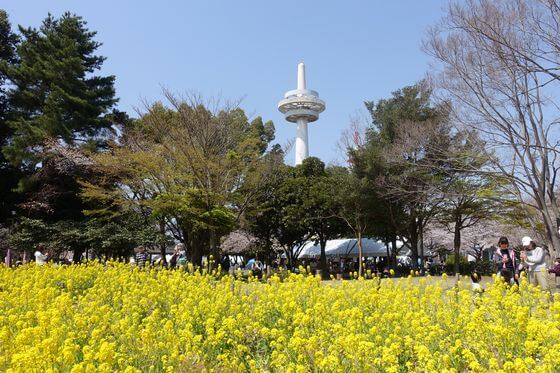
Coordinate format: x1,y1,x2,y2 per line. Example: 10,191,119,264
0,261,558,371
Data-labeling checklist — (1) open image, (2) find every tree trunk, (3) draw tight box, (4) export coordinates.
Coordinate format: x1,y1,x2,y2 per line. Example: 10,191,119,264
391,235,398,269
542,210,560,260
548,228,560,262
453,215,462,275
319,235,328,279
159,243,167,266
419,224,424,270
159,220,167,265
285,248,294,270
209,229,218,271
410,219,419,270
73,247,84,264
386,242,391,268
189,233,203,267
357,231,363,278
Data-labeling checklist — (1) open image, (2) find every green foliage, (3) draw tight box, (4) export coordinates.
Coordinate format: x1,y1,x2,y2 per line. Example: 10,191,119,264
0,12,126,260
443,255,472,275
2,12,117,167
330,166,377,276
364,82,439,144
83,215,165,258
0,9,17,117
153,190,236,235
0,10,21,224
356,81,449,267
82,95,278,264
7,213,161,260
6,217,53,251
443,256,495,276
242,157,348,269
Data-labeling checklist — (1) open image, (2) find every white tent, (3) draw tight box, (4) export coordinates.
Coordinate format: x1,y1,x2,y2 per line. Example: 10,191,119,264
326,238,387,257
298,241,322,258
297,238,405,258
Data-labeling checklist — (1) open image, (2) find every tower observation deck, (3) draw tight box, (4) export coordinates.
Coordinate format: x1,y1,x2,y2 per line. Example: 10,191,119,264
278,63,326,165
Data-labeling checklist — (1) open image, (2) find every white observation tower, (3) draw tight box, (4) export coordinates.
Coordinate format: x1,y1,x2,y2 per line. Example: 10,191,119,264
278,63,326,165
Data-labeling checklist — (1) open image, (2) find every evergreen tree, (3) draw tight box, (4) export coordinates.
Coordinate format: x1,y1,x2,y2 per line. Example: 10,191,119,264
0,10,18,122
0,10,20,224
2,12,117,167
0,12,118,262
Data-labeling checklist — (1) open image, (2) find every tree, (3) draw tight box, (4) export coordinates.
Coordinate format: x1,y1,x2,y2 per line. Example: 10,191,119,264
425,217,534,263
220,230,259,257
82,213,165,260
243,157,348,273
436,129,510,274
331,166,376,277
0,12,119,261
238,147,286,264
290,158,346,276
425,0,560,256
2,12,117,167
246,163,311,270
0,10,20,226
355,82,450,269
83,94,277,266
347,125,406,268
14,141,108,262
0,10,18,137
306,165,347,277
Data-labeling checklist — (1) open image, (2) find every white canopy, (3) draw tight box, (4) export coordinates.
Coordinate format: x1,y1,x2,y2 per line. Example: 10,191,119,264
298,241,322,258
326,238,390,257
298,238,405,258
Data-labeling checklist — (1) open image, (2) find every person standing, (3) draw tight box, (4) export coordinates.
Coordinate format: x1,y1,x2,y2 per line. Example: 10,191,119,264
220,254,231,273
175,244,187,267
471,272,484,293
134,246,149,268
34,245,48,266
548,257,560,289
169,245,178,269
494,236,518,285
4,248,11,267
520,236,549,291
169,243,188,269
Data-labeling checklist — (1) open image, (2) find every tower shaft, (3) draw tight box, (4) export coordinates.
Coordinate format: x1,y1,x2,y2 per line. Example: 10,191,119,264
295,118,309,165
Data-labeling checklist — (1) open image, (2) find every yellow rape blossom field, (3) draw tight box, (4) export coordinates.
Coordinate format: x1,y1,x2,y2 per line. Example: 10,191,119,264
1,263,559,372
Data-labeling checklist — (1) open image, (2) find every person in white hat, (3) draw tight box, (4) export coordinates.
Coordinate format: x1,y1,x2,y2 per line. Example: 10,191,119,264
520,236,549,290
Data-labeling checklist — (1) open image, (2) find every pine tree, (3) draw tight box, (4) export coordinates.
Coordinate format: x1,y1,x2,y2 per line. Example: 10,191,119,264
0,12,118,262
0,10,20,223
0,10,18,123
3,12,117,168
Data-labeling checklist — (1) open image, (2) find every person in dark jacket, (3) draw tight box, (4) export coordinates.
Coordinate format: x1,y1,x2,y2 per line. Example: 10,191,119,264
548,258,560,276
220,255,231,273
494,236,518,285
548,257,560,289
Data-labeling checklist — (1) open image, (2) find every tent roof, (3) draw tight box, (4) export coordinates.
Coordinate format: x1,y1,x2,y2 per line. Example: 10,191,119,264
298,238,405,258
298,241,322,258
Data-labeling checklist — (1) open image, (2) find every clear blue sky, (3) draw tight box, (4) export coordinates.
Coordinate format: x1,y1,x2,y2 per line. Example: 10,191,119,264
4,1,448,165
